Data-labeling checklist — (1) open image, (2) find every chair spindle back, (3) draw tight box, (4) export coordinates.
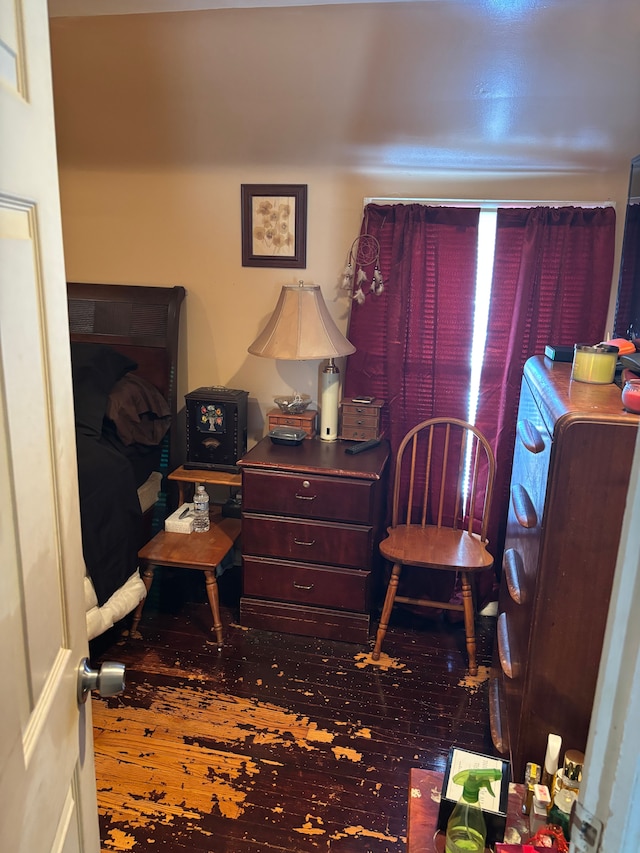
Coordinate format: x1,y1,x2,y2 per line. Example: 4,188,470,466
392,417,495,542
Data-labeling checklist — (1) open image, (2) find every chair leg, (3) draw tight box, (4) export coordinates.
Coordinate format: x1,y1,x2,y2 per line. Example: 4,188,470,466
372,562,402,661
460,571,477,675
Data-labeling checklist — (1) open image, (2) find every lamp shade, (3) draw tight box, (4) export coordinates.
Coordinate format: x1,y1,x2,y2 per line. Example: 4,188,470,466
248,284,355,360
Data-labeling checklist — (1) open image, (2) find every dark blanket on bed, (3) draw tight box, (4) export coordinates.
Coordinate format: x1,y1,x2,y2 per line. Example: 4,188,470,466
70,343,163,606
75,433,142,606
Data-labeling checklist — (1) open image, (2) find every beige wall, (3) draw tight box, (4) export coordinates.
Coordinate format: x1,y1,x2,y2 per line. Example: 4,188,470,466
50,6,635,444
58,164,629,443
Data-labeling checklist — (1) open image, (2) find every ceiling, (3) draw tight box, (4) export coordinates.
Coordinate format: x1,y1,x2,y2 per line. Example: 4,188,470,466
48,0,640,175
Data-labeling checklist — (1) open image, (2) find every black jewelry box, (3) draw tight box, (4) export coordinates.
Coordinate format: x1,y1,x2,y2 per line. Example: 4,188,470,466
185,386,248,472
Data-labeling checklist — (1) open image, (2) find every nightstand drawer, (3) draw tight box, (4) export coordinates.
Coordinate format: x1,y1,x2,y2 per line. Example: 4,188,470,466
242,469,376,524
242,514,373,568
240,598,371,643
243,556,370,610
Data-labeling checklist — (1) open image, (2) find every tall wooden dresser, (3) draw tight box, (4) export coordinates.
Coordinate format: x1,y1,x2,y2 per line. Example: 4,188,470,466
238,437,389,643
491,356,639,781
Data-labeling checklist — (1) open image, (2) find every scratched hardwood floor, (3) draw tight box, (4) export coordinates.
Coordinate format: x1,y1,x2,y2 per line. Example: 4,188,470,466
90,565,497,853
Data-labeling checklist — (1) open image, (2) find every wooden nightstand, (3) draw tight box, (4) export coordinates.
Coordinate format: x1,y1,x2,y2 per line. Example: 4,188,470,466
238,437,389,643
339,398,384,441
267,408,317,439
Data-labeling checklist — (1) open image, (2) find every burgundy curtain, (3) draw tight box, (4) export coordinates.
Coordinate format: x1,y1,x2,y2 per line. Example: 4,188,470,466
474,206,616,576
345,203,480,608
614,203,640,337
345,203,480,447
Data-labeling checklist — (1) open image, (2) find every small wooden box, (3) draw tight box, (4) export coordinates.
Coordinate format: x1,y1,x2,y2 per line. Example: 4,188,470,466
267,408,317,439
339,398,384,441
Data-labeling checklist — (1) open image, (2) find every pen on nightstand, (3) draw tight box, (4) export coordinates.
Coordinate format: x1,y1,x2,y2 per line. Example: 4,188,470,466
179,506,190,519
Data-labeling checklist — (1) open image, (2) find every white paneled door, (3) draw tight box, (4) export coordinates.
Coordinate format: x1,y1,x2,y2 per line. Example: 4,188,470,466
0,1,101,850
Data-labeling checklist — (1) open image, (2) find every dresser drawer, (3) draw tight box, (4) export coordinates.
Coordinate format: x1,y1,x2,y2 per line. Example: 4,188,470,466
242,469,376,524
497,611,521,681
243,556,370,610
240,598,371,643
242,514,373,568
340,425,379,441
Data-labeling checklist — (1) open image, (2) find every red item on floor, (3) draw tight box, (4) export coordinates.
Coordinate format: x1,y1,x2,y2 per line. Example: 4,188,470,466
530,823,569,851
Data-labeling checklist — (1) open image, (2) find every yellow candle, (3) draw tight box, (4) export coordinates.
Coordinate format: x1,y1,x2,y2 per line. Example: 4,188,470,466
571,344,618,384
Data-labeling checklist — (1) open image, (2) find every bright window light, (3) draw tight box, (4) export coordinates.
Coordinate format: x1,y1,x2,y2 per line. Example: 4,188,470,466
468,208,498,425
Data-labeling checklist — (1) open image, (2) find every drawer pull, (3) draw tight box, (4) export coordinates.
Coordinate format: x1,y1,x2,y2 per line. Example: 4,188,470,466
293,582,314,590
503,548,526,605
517,419,545,454
293,538,316,546
497,612,516,679
295,493,317,501
511,484,537,529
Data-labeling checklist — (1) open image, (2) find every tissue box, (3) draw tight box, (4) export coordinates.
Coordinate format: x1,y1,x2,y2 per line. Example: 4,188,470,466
437,747,510,846
164,503,194,533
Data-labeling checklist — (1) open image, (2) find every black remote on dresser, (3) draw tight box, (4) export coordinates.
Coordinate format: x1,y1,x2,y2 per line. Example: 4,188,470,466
345,438,381,455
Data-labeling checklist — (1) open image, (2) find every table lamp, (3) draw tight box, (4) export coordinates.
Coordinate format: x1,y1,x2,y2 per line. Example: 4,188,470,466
248,282,355,441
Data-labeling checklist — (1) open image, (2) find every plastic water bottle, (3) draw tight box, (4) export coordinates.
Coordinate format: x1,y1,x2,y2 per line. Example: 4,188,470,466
193,484,210,532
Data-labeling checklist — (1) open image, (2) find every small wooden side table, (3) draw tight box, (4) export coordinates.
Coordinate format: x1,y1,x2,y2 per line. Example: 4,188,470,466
130,513,241,647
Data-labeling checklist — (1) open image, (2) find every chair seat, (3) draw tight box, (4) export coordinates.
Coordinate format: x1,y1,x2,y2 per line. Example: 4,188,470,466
380,525,493,572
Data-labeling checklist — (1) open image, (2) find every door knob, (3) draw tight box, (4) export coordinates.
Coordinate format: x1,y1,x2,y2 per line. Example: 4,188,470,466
77,657,126,704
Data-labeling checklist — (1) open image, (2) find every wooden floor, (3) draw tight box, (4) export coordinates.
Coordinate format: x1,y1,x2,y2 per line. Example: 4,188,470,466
90,565,497,853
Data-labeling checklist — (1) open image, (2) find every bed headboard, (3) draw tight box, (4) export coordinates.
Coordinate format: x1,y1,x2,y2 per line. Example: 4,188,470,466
67,282,186,473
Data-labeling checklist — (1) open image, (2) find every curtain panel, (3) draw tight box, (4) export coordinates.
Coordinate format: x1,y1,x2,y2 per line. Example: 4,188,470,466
474,205,616,567
345,203,481,607
614,202,640,337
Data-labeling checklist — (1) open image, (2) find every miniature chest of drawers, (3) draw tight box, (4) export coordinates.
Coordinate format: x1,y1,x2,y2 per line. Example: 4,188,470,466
339,398,384,441
267,408,317,439
491,356,639,780
238,436,389,643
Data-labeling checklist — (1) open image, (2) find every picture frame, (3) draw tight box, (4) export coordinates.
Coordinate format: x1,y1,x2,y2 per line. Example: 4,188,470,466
241,184,307,268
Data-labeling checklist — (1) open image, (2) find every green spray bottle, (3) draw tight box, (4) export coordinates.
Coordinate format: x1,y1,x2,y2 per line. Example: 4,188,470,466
445,768,502,853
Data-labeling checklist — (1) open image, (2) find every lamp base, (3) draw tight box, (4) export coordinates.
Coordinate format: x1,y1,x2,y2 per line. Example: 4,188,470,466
319,359,340,441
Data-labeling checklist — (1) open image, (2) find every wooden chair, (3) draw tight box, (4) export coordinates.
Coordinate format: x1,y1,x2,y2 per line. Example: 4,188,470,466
372,417,495,674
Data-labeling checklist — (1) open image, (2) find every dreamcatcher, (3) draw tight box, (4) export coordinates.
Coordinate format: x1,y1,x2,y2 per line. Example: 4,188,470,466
340,234,384,304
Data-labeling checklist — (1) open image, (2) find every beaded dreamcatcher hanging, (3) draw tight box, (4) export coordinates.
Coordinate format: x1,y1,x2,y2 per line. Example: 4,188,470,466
340,234,384,304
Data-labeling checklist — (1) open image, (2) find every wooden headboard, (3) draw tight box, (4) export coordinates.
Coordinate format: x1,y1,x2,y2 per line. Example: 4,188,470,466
67,282,186,474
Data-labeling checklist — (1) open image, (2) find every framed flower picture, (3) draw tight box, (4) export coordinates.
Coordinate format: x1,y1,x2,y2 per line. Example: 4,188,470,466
241,184,307,268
